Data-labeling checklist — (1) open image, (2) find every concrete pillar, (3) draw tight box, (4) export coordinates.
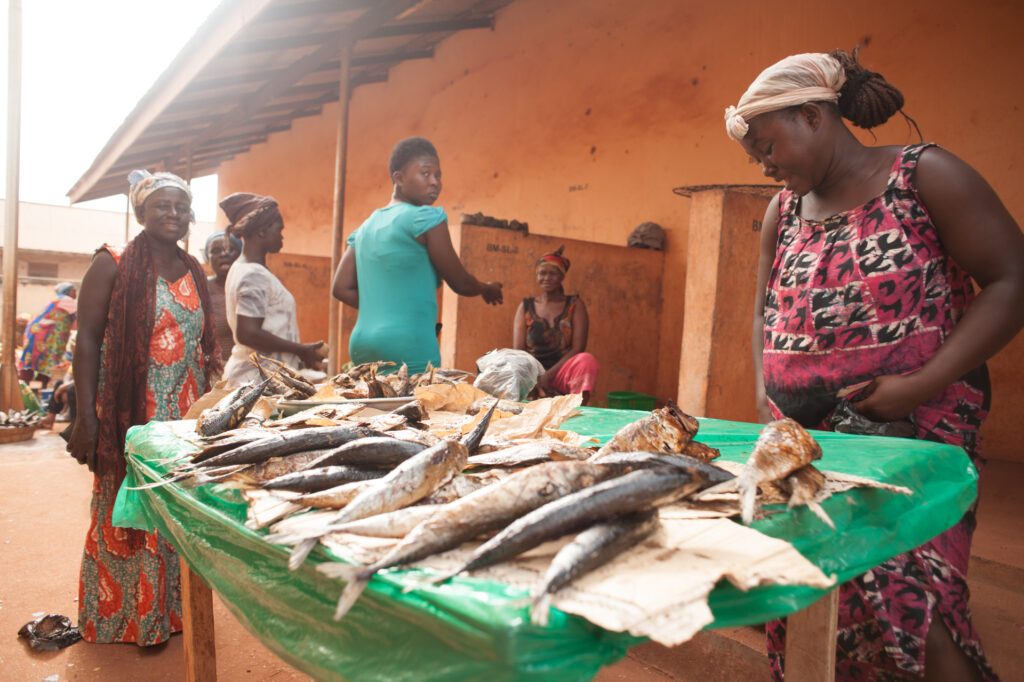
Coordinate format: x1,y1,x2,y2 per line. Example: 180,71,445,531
676,186,773,422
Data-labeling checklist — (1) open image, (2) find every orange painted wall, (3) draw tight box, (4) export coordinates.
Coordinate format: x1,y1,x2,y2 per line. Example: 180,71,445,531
443,223,665,405
217,0,1024,461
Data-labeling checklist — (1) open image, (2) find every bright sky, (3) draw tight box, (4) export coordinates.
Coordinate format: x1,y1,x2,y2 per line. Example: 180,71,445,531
0,0,220,221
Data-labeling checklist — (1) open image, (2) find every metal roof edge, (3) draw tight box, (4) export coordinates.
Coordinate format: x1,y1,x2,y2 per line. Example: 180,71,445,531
66,0,276,203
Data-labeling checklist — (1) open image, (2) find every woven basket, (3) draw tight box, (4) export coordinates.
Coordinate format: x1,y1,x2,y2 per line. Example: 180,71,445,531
0,425,36,444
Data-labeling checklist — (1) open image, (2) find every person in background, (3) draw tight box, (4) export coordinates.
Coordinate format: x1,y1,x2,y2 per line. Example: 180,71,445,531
68,169,221,645
731,50,1024,680
220,192,325,386
19,282,78,388
40,332,77,429
513,247,599,404
333,137,503,373
202,230,242,364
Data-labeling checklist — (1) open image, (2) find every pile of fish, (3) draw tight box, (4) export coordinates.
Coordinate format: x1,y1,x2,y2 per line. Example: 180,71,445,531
163,383,905,628
156,395,739,623
0,409,42,428
323,361,475,401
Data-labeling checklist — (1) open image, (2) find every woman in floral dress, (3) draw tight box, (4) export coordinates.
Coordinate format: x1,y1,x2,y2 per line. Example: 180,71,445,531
729,51,1024,680
68,170,221,645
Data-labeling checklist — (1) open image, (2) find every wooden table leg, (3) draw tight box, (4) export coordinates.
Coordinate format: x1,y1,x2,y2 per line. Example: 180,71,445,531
180,558,217,682
784,588,839,682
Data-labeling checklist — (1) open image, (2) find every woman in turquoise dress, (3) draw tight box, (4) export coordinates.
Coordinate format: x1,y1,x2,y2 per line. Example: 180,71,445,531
333,137,503,373
68,170,221,645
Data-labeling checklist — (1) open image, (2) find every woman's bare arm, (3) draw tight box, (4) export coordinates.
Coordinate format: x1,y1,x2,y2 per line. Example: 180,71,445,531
332,247,359,309
855,147,1024,420
420,222,503,304
68,251,118,470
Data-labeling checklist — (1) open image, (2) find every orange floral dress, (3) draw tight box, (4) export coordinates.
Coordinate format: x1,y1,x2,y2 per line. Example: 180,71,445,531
78,246,207,645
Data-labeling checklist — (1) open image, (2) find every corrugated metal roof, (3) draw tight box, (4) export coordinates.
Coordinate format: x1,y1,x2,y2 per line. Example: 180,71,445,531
68,0,513,203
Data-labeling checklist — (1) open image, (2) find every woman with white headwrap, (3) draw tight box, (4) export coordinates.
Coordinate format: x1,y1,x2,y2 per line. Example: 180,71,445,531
731,50,1022,680
68,170,222,645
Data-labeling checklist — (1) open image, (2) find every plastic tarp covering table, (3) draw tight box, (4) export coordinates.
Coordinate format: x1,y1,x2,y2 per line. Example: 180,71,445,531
115,407,978,681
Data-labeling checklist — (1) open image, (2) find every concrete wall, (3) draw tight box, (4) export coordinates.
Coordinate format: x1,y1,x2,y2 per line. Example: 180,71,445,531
441,223,664,405
215,0,1024,461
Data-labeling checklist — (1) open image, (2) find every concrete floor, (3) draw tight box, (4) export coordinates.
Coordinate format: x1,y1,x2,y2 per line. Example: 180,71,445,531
1,429,1021,681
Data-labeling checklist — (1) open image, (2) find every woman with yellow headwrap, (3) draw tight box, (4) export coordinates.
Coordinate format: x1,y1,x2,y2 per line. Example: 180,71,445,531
730,50,1022,680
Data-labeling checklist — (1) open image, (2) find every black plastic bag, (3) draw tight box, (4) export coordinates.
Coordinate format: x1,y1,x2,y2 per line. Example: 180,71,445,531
17,614,82,651
830,400,916,439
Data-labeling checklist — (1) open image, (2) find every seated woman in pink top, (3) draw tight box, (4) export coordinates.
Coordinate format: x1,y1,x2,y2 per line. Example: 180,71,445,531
513,247,599,404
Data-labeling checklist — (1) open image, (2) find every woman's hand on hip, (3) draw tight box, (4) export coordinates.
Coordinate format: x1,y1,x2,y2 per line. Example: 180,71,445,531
67,413,99,472
853,374,933,422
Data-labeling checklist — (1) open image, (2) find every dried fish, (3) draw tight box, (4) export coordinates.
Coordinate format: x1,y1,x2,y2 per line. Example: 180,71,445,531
318,460,627,619
738,419,822,524
263,465,387,493
192,426,386,468
530,509,660,626
325,505,443,539
289,439,469,569
780,464,833,529
467,441,590,468
305,437,426,469
434,465,720,583
195,378,270,437
595,402,699,457
461,400,498,455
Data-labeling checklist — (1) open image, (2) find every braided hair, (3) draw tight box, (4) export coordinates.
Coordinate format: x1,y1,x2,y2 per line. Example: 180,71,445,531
829,48,920,137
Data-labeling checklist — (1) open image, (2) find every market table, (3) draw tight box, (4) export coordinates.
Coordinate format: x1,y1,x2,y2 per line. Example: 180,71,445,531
114,407,979,682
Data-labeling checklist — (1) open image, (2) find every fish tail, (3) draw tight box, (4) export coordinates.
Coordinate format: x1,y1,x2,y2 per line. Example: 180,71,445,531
529,592,553,627
403,569,458,593
288,538,318,571
738,472,757,525
316,563,370,621
807,501,836,529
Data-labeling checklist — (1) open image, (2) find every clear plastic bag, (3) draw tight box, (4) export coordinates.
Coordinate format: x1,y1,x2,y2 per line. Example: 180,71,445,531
473,349,545,401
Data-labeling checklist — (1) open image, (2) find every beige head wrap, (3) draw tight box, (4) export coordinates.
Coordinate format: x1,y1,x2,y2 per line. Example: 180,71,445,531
724,53,846,142
127,169,192,210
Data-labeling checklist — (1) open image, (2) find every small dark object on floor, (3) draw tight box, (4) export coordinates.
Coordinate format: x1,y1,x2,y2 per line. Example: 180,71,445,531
17,614,83,651
627,222,666,250
462,211,528,232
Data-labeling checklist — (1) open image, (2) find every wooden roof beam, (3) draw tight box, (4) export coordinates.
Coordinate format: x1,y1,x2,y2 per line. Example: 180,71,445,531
67,0,277,203
170,0,420,168
368,16,493,38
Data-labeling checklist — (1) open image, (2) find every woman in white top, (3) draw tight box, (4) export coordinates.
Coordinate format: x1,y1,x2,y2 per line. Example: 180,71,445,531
220,192,325,386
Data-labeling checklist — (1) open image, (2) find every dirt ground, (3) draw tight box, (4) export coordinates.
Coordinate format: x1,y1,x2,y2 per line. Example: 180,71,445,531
1,429,1020,681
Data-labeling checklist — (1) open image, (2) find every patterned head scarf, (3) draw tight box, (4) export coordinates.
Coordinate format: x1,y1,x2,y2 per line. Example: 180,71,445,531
219,192,281,239
54,282,76,296
537,245,570,274
724,53,846,142
127,169,192,217
203,230,242,262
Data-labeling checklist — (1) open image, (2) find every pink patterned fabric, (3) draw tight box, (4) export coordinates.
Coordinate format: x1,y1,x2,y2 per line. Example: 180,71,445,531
761,144,998,680
550,352,599,395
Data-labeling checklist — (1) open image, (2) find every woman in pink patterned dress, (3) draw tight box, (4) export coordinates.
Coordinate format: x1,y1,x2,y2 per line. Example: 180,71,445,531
728,51,1024,679
68,170,221,645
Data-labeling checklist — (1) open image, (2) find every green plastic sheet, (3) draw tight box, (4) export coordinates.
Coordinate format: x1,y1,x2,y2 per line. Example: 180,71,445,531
115,408,977,681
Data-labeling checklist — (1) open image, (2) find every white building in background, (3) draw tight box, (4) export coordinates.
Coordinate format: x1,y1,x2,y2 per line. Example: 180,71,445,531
0,199,217,319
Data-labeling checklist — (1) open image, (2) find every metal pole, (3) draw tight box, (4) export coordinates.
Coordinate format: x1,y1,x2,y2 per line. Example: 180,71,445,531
327,42,353,375
1,0,24,409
